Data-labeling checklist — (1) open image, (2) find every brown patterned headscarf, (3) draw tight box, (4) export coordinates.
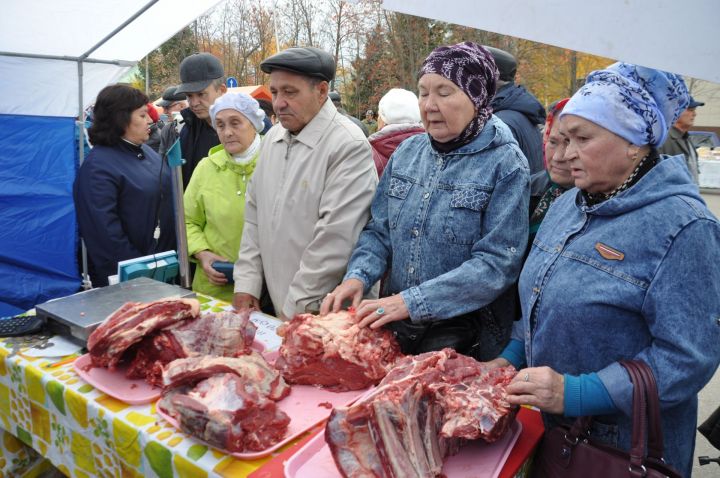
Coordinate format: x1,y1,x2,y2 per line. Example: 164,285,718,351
419,42,499,152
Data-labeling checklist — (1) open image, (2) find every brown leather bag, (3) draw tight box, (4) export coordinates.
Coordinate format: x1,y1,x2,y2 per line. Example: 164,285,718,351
531,360,682,478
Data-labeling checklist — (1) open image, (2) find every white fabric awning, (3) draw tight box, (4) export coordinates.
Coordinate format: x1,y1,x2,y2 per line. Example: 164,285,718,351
0,0,223,117
382,0,720,84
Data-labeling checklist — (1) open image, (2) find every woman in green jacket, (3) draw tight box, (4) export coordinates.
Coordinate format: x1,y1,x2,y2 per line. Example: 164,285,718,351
184,92,266,302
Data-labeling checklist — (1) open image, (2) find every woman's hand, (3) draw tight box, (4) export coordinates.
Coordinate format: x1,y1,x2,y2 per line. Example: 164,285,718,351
320,279,365,315
356,294,410,329
233,292,260,312
484,357,514,370
506,366,565,414
195,250,230,285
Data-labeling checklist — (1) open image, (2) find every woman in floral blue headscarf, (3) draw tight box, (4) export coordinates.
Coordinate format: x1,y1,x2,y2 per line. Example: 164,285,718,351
321,42,530,360
490,63,720,475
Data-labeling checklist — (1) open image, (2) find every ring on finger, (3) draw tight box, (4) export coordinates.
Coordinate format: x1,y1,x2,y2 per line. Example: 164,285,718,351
523,372,530,382
376,307,385,315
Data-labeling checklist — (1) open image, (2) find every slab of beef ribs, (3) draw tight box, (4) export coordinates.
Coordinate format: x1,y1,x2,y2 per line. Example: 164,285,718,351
125,310,257,386
325,348,518,477
275,311,404,391
158,353,291,452
87,298,200,369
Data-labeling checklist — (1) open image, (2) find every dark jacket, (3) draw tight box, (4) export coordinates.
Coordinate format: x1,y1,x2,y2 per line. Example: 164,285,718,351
74,142,176,287
337,107,369,137
368,123,425,177
658,127,699,184
492,83,546,175
178,108,220,188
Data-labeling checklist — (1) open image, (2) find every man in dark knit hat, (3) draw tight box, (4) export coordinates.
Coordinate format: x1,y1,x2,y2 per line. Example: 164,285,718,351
486,46,546,174
233,47,377,320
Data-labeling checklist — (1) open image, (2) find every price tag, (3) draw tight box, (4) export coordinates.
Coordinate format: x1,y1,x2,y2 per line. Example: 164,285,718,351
249,311,283,351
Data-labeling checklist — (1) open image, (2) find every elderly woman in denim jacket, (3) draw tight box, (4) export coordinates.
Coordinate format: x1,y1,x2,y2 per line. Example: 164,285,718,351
321,42,530,360
490,63,720,475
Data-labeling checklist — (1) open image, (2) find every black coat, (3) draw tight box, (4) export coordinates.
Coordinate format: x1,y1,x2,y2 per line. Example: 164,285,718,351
74,141,176,286
178,108,220,188
492,83,546,175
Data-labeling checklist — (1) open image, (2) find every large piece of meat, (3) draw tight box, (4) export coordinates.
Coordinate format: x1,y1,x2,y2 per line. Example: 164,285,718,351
325,348,517,478
87,298,200,369
275,311,404,391
125,310,257,386
158,353,291,452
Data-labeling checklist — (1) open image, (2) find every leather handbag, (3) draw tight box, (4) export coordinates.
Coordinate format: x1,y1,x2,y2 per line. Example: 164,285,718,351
531,360,682,478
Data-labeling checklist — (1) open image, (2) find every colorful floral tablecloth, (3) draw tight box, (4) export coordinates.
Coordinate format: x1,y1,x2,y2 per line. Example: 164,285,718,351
0,295,285,478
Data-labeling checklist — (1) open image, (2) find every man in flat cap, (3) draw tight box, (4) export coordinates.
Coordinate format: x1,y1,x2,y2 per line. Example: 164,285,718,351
233,47,377,320
485,46,546,175
157,85,188,158
659,95,705,184
172,52,227,187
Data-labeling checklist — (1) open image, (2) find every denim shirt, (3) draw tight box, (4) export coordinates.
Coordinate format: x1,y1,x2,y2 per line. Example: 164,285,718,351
345,115,530,322
512,155,720,475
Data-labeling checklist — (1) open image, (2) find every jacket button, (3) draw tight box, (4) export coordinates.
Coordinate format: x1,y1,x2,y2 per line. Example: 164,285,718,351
532,287,540,294
412,228,419,236
409,334,417,340
408,266,415,274
423,192,430,199
556,245,562,252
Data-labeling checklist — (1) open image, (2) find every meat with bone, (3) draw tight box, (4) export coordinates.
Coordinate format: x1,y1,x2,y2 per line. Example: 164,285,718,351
325,348,517,477
125,310,257,386
275,311,403,391
159,354,291,452
87,298,200,369
163,353,290,401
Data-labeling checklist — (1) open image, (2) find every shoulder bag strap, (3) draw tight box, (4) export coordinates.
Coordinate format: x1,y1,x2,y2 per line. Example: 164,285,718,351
632,360,665,461
620,360,649,474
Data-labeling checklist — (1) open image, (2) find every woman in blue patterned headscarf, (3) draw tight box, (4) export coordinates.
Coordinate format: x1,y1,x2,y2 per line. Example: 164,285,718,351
491,63,720,475
321,42,530,361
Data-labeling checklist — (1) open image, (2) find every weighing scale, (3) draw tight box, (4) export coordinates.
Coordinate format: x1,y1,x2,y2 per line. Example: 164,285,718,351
35,277,195,345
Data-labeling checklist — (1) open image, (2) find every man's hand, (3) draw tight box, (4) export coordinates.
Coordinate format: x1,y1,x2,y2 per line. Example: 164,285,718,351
233,292,260,312
195,250,229,285
320,279,365,315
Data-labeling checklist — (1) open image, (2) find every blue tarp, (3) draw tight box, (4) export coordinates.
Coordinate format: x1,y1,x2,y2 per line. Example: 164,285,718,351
0,114,80,315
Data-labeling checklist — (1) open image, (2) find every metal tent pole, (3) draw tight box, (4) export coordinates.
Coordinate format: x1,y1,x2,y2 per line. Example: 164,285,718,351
166,141,191,288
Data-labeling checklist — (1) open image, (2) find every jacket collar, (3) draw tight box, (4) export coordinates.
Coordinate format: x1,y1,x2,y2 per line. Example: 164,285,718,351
437,115,511,156
272,99,338,148
207,144,258,174
576,155,703,216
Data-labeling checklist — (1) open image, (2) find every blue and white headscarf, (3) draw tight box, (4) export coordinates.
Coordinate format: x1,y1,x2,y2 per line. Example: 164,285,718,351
561,63,689,147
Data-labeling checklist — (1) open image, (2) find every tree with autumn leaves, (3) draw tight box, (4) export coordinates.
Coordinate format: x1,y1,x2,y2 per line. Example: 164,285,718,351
135,0,615,113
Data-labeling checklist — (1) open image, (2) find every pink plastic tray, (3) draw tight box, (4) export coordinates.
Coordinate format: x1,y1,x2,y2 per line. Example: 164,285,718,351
285,419,522,478
157,384,367,459
74,353,161,405
74,342,266,405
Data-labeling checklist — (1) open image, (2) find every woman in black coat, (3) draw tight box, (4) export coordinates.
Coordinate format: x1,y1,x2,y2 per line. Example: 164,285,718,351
74,84,176,287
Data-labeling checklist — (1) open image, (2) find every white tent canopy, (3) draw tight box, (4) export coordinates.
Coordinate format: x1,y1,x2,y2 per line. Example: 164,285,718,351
0,0,223,117
382,0,720,84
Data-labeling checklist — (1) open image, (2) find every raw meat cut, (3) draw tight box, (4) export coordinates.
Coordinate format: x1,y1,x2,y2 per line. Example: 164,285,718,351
87,298,199,369
159,374,290,452
275,311,403,391
325,348,517,478
163,353,290,401
158,353,291,452
125,310,257,386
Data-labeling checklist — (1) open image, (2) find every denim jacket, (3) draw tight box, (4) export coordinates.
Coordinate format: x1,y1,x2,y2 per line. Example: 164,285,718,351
345,115,530,322
513,155,720,475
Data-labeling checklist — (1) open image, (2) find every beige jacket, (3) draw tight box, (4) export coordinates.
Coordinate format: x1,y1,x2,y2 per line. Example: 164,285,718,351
234,99,377,318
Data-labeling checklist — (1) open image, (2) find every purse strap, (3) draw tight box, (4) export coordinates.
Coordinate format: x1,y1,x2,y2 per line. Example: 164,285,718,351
620,360,668,473
626,360,665,462
621,360,649,473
